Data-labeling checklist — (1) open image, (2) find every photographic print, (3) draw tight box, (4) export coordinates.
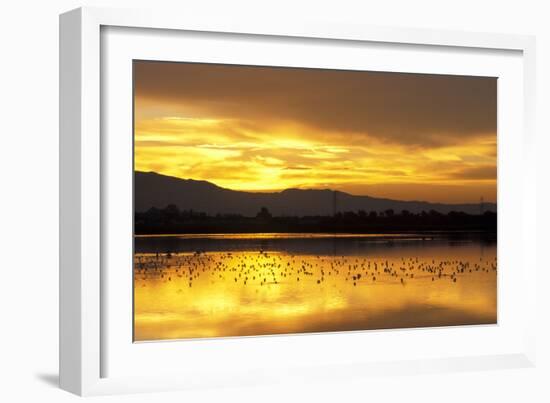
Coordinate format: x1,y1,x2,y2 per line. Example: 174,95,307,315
133,61,497,341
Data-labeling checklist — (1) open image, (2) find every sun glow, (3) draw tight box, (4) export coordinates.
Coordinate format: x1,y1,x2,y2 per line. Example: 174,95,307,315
134,62,497,203
134,114,496,201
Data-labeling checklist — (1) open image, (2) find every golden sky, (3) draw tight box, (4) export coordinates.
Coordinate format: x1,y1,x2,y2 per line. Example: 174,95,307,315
134,61,497,204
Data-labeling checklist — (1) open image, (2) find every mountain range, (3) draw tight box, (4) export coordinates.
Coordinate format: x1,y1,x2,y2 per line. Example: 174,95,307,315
135,171,496,216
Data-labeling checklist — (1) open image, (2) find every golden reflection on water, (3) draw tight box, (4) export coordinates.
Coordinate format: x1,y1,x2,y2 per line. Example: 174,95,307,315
134,239,497,341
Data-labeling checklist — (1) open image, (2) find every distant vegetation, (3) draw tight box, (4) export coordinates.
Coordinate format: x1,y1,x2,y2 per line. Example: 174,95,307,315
135,204,497,235
134,171,497,217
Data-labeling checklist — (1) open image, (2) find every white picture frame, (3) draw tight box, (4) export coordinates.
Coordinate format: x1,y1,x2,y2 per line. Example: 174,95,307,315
59,6,537,396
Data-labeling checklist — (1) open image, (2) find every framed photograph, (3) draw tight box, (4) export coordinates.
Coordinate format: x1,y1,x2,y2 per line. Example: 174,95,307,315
60,7,537,396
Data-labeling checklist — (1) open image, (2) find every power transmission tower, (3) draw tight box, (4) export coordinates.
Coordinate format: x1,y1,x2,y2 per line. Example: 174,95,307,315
480,196,484,215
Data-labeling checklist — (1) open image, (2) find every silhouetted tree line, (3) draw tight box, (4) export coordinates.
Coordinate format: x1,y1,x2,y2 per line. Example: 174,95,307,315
135,205,497,235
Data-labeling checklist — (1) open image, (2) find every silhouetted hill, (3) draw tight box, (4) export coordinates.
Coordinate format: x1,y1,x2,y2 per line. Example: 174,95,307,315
135,171,496,216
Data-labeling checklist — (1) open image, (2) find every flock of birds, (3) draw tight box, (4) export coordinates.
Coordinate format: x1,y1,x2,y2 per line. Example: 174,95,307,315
134,251,497,289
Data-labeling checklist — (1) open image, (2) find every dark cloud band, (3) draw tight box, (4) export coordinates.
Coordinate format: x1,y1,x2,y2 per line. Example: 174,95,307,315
134,61,497,147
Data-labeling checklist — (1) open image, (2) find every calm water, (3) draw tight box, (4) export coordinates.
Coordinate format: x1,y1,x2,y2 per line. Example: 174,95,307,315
134,233,497,341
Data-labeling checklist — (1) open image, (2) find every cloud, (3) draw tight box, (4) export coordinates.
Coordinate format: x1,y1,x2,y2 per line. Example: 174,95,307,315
133,61,497,203
284,166,312,171
449,165,497,180
134,61,496,147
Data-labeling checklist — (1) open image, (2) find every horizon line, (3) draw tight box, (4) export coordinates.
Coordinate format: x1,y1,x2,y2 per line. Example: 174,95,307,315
135,170,497,206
